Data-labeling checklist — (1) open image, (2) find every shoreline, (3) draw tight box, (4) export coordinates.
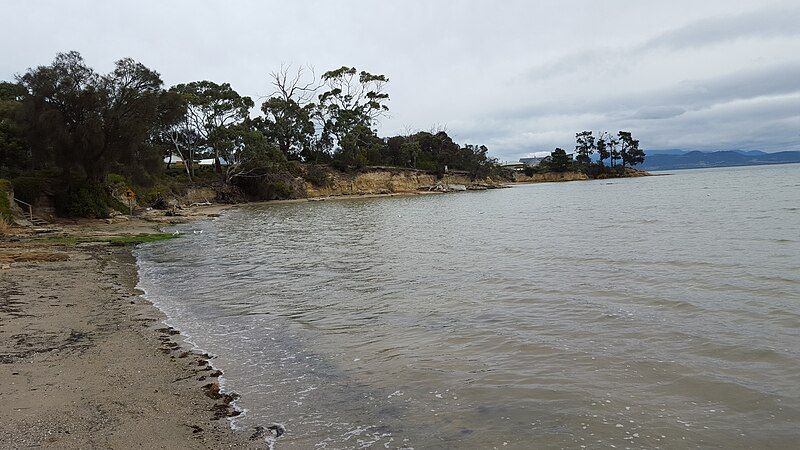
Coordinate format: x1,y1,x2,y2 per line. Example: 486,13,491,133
0,228,265,448
0,171,654,448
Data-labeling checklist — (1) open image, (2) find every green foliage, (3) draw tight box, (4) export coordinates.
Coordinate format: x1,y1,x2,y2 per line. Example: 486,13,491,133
331,123,384,170
18,51,167,182
42,232,177,246
0,82,29,172
10,175,48,204
303,164,333,187
596,134,610,165
55,179,129,218
547,148,571,172
560,130,646,176
258,97,315,160
0,179,12,222
232,173,300,201
619,131,645,167
317,66,389,162
106,173,129,186
169,80,253,178
2,55,523,214
523,166,536,177
371,131,503,179
575,131,595,165
104,233,178,246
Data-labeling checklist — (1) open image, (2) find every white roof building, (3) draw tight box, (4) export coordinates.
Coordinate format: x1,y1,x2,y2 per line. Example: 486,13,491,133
197,158,230,166
163,153,184,164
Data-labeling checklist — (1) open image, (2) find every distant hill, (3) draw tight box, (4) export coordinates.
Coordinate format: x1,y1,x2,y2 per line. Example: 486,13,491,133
644,149,690,156
639,150,800,171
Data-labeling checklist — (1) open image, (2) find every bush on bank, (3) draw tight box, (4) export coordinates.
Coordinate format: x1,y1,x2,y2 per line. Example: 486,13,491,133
0,178,12,222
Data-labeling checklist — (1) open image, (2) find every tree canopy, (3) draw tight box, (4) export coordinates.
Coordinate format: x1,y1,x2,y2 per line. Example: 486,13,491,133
16,51,168,182
0,50,648,218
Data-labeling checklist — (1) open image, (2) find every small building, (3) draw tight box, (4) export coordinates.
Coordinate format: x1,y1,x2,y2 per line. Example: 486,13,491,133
164,153,184,168
197,157,231,166
500,161,526,171
519,156,546,167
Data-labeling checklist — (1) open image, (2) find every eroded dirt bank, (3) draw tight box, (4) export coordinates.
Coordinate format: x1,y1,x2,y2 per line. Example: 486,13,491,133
0,240,264,449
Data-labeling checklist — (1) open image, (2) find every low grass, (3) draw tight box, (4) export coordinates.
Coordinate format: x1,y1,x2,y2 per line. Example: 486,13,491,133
41,232,178,247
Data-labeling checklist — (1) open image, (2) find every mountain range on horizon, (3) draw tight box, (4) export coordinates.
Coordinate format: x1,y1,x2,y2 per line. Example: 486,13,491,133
644,149,771,156
637,149,800,171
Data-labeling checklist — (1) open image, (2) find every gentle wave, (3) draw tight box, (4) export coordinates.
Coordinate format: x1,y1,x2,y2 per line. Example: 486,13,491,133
136,164,800,449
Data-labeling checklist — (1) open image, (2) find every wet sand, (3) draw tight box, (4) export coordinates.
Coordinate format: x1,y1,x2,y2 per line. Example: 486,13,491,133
0,218,264,448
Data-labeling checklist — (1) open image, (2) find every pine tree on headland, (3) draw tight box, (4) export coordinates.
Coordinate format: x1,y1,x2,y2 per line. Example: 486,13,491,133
618,131,632,168
548,148,570,172
596,132,610,166
618,131,645,168
609,135,620,167
575,131,595,166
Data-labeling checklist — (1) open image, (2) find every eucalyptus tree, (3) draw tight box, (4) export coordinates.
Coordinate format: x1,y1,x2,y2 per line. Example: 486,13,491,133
156,91,198,180
317,66,389,167
461,144,494,179
259,65,318,161
215,121,288,182
169,81,253,176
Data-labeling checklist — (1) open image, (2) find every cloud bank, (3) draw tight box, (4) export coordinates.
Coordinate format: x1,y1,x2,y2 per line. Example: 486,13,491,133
1,0,797,160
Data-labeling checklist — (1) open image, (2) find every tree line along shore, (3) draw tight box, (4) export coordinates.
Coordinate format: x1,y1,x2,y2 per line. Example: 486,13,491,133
0,51,647,227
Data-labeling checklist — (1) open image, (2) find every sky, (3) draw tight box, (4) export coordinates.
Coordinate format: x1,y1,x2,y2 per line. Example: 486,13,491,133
1,0,799,161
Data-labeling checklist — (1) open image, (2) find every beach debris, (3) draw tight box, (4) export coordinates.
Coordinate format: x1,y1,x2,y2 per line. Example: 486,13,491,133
267,423,286,438
203,382,242,419
249,426,267,440
156,326,180,336
203,382,222,399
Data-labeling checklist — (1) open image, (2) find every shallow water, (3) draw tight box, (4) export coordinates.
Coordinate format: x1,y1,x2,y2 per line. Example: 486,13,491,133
136,164,800,449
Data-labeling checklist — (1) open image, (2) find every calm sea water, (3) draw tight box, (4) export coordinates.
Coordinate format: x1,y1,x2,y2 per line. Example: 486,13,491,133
136,164,800,449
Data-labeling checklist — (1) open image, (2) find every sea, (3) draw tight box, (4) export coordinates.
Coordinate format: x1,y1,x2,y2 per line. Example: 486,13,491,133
135,163,800,449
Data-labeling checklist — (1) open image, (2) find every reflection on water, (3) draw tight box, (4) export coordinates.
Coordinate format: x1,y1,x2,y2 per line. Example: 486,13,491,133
136,164,800,449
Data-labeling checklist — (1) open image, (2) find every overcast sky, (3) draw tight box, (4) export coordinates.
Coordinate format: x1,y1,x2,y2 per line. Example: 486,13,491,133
2,0,799,160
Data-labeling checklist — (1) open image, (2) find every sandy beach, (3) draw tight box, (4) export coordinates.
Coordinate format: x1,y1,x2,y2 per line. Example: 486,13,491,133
0,213,266,449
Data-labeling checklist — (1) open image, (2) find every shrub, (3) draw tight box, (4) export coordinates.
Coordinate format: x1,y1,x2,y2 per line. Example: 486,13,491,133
0,178,13,223
106,173,129,186
10,176,48,204
303,164,332,188
55,179,129,218
232,174,301,201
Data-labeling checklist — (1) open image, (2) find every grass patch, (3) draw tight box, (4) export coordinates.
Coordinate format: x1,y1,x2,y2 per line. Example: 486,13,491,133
105,233,178,246
40,232,178,247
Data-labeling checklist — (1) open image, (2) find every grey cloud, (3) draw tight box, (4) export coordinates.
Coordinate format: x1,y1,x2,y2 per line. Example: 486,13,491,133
631,106,687,120
641,5,800,51
1,0,798,159
508,61,800,121
528,5,800,81
471,63,800,156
